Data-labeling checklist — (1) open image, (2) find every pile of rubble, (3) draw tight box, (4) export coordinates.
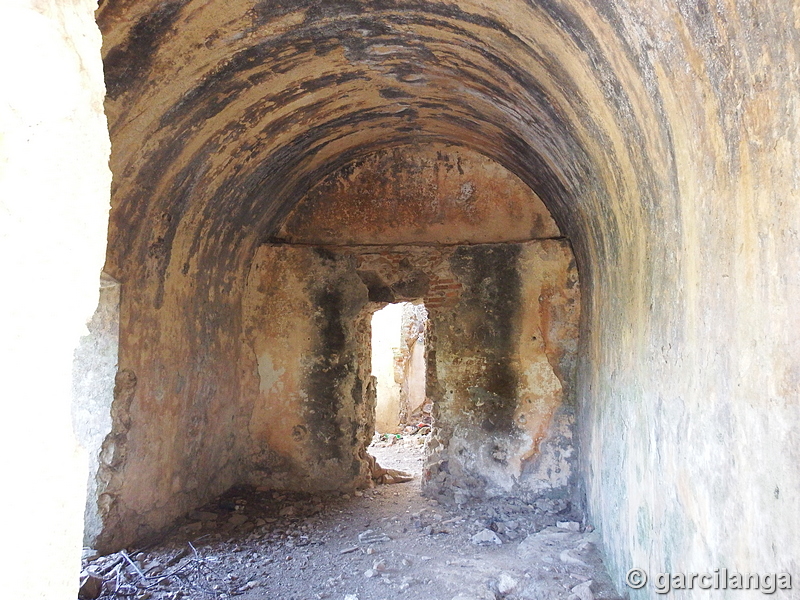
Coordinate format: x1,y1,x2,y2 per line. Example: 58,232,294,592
80,488,334,599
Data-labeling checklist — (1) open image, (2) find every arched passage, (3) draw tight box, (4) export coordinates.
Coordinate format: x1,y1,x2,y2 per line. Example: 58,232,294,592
79,0,800,594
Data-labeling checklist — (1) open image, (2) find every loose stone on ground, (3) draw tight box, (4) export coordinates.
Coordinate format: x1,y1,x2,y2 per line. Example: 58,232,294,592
80,434,622,600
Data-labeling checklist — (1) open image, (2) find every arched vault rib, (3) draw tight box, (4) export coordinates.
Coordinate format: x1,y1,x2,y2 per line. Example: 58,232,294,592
100,0,667,290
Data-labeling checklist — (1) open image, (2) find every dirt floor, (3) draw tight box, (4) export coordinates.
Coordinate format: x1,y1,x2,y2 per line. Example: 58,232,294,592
80,434,623,600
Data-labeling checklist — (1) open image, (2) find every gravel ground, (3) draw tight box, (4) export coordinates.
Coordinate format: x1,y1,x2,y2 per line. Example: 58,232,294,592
80,435,623,600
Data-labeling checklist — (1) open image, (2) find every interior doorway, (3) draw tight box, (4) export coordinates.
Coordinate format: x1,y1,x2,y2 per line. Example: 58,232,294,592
370,301,429,435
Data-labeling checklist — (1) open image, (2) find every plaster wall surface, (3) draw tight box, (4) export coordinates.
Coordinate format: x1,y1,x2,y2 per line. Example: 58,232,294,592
405,336,427,418
73,274,121,546
400,303,429,422
425,240,580,503
277,144,560,245
93,270,253,552
567,6,800,596
0,0,111,596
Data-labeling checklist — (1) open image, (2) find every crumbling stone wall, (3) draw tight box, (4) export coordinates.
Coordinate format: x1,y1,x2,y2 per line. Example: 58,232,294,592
235,144,579,502
90,138,568,551
398,303,428,425
91,272,253,552
422,241,580,503
241,240,579,502
3,2,799,598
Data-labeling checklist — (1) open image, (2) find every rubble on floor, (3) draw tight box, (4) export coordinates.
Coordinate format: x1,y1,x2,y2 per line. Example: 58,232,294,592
80,437,621,600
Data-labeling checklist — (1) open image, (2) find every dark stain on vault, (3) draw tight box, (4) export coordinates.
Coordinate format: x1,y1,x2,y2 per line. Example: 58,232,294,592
104,1,185,101
103,0,602,292
379,87,413,99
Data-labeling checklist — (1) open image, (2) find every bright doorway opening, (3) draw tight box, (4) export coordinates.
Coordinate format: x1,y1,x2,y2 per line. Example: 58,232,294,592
370,302,430,435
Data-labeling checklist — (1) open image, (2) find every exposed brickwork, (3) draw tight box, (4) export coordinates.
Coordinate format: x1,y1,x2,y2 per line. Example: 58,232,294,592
352,248,463,311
